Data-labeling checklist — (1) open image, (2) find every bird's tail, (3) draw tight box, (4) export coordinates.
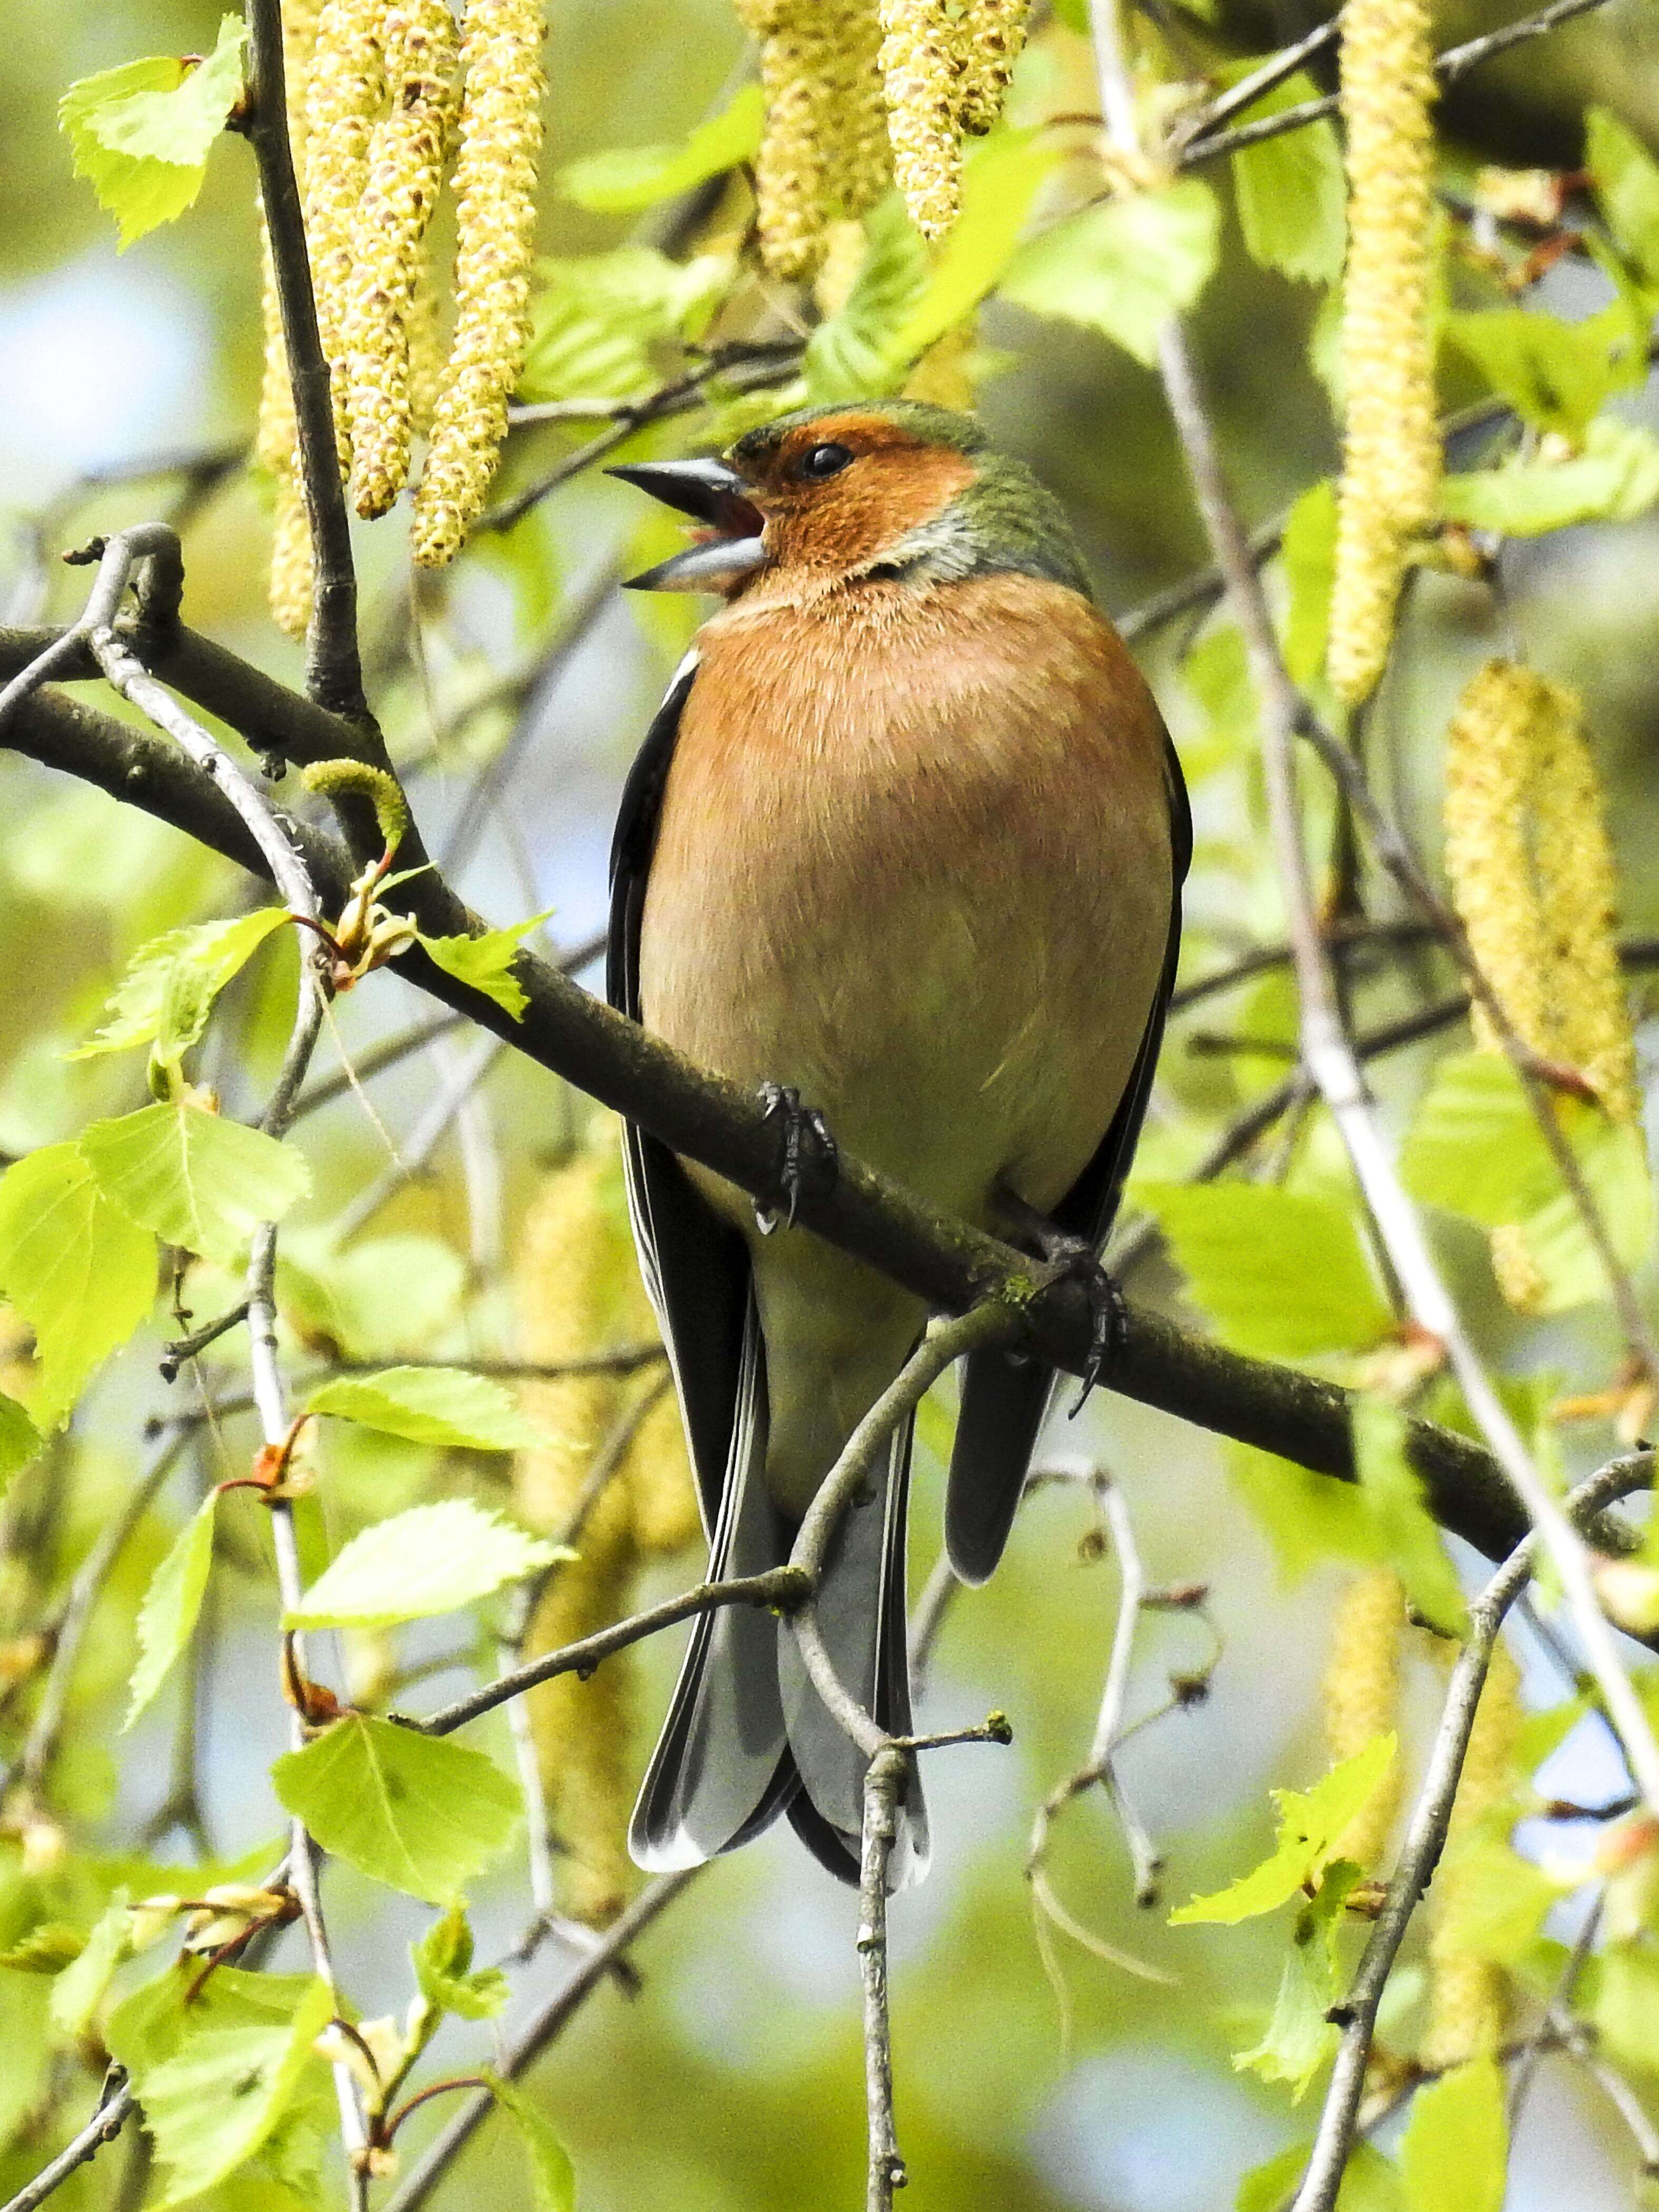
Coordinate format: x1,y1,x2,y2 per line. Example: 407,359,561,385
629,1306,927,1886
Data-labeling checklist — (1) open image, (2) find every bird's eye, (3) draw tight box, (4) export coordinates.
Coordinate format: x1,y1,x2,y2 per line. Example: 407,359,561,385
799,441,854,480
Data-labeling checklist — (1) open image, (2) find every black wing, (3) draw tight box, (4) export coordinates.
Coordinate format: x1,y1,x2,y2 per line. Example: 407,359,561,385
944,730,1191,1585
607,656,753,1533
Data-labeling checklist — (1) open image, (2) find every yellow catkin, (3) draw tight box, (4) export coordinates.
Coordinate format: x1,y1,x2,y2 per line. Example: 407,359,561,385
1488,1222,1548,1315
269,467,316,641
953,0,1029,136
343,0,458,518
879,0,962,241
514,1124,697,1925
1443,660,1554,1055
1532,685,1638,1123
1444,660,1637,1116
1326,0,1440,706
824,0,892,220
1324,1566,1406,1868
405,273,446,436
1422,1638,1521,2069
410,0,546,567
741,1,837,280
303,0,387,471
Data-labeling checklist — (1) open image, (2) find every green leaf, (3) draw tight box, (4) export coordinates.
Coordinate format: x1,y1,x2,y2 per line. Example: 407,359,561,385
68,908,291,1064
0,1142,156,1426
283,1499,562,1630
49,1891,131,2038
107,1962,321,2077
1350,1397,1468,1638
519,256,727,402
0,1393,41,1491
59,18,247,250
1235,1862,1359,2098
1591,1938,1659,2072
558,84,763,211
805,196,931,404
1230,71,1345,284
273,1714,519,1903
78,1101,309,1266
1399,2055,1506,2212
414,1905,509,2021
306,1365,542,1451
1137,1182,1393,1359
1441,417,1659,537
1427,1838,1561,1966
125,1492,218,1731
1403,1052,1653,1312
1586,107,1659,291
279,1230,468,1360
485,2071,578,2212
1446,307,1642,442
0,1923,86,1974
1001,180,1220,368
416,907,556,1020
1172,1735,1396,1924
139,1977,334,2208
891,131,1064,362
1280,478,1338,690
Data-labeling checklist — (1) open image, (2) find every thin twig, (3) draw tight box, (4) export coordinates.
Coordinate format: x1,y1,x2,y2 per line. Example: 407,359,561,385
1287,1453,1652,2212
0,2079,136,2212
1144,287,1659,1814
332,1030,506,1241
411,1565,808,1735
784,1304,1022,2211
1177,0,1622,169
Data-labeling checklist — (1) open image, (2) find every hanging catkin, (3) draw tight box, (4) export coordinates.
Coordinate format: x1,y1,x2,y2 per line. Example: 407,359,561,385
1326,0,1440,706
341,0,458,518
514,1122,697,1926
953,0,1029,136
1421,1638,1521,2069
1323,1566,1406,1868
878,0,962,241
303,0,387,470
1444,660,1637,1120
411,0,546,567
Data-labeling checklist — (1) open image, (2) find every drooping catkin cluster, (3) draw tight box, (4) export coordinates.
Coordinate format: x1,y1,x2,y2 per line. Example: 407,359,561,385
514,1121,699,1927
340,0,459,518
304,0,388,468
877,0,1029,240
1421,1638,1521,2069
410,0,546,565
736,0,1026,273
1324,1566,1406,1868
1444,660,1638,1123
1326,0,1440,706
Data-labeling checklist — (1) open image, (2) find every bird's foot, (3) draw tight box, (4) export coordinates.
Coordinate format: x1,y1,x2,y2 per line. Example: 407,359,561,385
754,1083,838,1236
996,1190,1125,1416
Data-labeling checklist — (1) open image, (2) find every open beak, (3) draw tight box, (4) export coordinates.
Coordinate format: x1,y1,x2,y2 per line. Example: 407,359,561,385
608,458,768,592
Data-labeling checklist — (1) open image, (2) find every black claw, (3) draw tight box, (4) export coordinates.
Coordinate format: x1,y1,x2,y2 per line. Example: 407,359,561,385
755,1083,838,1235
1068,1259,1127,1418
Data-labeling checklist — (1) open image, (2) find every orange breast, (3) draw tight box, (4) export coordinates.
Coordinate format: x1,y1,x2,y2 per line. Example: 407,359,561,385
637,572,1174,1234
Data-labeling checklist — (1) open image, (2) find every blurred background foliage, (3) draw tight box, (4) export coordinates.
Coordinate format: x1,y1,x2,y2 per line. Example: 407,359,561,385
3,0,1659,2208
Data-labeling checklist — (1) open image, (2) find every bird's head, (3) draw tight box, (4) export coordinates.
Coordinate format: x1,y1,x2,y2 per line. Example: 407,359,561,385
610,401,1090,601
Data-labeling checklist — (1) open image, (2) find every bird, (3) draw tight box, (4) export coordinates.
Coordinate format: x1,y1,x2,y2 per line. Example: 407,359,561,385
607,401,1189,1888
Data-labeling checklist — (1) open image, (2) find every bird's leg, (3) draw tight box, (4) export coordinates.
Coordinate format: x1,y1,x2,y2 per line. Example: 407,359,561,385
994,1187,1125,1416
754,1083,839,1235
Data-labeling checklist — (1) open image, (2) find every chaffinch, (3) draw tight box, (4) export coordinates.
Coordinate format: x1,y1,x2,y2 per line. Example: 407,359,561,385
609,401,1188,1887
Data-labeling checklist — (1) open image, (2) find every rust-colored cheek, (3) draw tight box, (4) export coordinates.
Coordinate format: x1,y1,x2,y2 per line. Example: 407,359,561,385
761,448,976,576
